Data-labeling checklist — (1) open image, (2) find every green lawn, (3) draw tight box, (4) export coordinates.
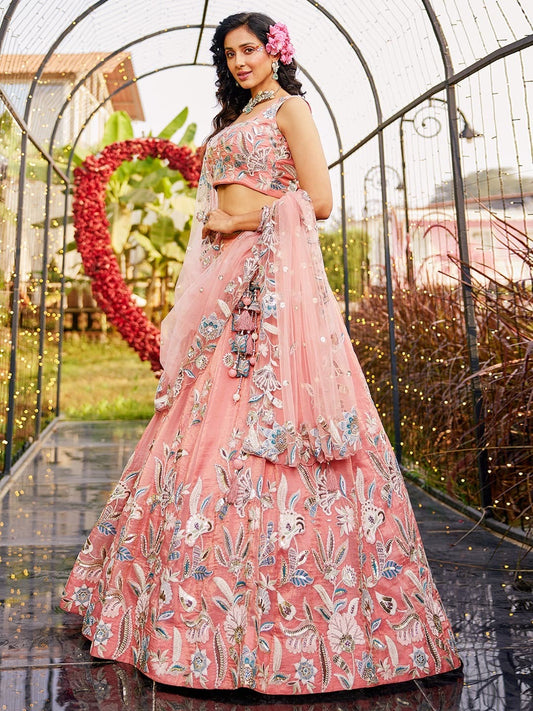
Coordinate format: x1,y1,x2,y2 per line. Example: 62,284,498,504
59,334,156,420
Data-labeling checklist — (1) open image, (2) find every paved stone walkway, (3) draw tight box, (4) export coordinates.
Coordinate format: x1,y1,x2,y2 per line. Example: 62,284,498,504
0,421,531,710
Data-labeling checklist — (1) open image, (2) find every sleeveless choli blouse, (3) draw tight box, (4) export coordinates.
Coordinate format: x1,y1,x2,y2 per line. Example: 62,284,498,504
204,95,300,198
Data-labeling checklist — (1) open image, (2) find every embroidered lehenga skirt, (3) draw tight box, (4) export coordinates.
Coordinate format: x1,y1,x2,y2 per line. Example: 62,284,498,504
60,190,461,693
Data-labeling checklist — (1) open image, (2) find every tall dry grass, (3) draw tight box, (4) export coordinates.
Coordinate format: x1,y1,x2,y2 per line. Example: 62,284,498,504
351,217,532,534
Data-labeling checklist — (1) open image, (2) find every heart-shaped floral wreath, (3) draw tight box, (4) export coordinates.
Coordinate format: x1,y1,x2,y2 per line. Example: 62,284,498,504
72,138,202,373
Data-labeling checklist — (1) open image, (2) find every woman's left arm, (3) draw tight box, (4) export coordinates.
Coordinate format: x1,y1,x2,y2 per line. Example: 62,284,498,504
276,97,333,219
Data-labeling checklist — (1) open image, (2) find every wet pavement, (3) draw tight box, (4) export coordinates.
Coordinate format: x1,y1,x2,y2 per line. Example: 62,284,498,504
0,420,531,711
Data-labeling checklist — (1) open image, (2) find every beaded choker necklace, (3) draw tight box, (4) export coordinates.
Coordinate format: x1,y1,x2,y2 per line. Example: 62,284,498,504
242,88,280,114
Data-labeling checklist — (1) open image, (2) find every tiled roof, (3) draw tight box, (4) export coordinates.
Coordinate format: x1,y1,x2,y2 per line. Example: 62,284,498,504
0,52,144,120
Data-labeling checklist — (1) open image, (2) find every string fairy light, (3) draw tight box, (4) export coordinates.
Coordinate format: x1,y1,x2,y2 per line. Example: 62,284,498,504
0,1,530,542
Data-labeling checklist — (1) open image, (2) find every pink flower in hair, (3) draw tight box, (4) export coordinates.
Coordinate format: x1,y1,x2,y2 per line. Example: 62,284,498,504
266,23,295,65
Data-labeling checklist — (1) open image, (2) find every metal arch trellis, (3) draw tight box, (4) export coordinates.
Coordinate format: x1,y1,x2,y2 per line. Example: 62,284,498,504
1,0,398,473
0,1,531,534
304,0,403,462
1,0,109,469
0,0,491,476
398,97,482,288
421,0,491,511
328,34,533,170
45,27,207,436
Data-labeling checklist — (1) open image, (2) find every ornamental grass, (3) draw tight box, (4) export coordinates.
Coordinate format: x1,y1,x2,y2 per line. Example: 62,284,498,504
350,241,532,535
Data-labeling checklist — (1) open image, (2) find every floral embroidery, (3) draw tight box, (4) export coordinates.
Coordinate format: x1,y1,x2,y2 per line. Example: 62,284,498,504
336,504,356,536
199,312,225,341
184,480,213,546
259,422,288,459
252,364,281,393
62,419,460,691
356,468,386,544
205,98,299,197
71,584,92,609
224,604,247,644
93,621,113,650
223,352,235,367
261,291,277,318
342,565,358,587
277,592,296,620
195,354,208,370
411,646,430,672
339,407,361,447
357,652,378,682
239,646,257,687
327,611,365,653
185,513,213,546
190,648,210,678
294,656,318,689
425,594,447,636
61,100,460,693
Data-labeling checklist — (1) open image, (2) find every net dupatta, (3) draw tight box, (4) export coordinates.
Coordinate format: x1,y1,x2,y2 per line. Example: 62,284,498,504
157,180,370,467
241,190,372,465
159,162,216,349
157,162,220,398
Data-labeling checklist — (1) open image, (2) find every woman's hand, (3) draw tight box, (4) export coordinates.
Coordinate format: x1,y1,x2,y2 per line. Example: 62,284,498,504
202,208,236,239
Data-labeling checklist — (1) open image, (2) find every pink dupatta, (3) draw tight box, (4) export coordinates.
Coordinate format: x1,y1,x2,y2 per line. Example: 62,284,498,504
158,176,370,466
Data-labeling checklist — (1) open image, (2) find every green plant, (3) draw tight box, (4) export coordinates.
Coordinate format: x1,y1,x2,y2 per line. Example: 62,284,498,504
320,222,369,299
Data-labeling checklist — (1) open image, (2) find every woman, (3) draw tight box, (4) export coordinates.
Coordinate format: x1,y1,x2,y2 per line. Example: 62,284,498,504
61,12,461,694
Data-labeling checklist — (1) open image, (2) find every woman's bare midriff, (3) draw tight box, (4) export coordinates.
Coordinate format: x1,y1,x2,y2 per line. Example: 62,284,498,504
216,184,277,215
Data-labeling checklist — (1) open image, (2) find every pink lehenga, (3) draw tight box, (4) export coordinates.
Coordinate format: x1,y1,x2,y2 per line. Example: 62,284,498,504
61,96,461,693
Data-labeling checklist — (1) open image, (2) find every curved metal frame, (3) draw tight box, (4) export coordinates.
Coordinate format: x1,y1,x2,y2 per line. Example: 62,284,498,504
304,0,402,460
421,0,491,510
1,1,389,472
0,1,529,509
1,0,109,469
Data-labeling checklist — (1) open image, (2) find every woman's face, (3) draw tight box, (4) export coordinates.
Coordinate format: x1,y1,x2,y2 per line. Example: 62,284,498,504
223,25,276,94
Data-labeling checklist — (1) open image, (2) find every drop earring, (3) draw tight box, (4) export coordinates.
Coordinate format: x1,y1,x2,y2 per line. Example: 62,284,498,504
271,59,279,80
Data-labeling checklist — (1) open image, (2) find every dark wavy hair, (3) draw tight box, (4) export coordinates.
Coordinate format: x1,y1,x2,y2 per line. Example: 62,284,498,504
208,12,304,139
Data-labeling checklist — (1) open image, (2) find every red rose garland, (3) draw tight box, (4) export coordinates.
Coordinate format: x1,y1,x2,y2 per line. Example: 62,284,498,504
72,139,201,372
